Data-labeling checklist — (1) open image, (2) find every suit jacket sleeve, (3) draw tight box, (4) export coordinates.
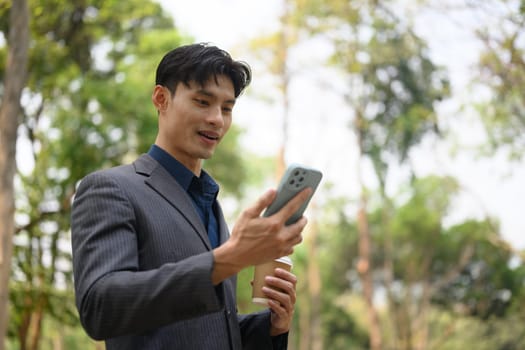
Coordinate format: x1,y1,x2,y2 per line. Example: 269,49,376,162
239,311,288,350
71,171,223,340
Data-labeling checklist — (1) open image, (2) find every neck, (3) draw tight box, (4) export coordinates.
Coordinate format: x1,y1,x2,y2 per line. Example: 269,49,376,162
153,140,202,176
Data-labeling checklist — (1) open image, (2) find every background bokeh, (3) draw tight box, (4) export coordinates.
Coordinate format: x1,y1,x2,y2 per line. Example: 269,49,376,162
1,0,524,349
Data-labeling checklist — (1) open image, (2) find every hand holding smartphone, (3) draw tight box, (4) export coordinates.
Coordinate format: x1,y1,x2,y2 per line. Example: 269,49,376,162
263,164,323,225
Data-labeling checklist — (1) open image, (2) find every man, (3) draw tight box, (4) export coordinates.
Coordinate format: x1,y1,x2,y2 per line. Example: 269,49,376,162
71,43,312,349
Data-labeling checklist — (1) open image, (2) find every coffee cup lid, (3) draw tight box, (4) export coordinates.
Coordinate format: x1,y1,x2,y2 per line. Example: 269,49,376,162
275,256,293,267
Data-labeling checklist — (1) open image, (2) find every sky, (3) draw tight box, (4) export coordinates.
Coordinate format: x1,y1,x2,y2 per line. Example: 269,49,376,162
151,0,525,250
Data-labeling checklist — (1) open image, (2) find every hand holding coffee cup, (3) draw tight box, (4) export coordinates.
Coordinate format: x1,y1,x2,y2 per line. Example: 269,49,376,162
252,256,293,306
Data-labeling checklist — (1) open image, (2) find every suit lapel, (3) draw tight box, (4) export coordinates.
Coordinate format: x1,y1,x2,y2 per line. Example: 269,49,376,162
133,154,212,250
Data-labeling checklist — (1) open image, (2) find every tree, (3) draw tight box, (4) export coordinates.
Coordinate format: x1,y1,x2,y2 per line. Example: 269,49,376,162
246,1,326,348
316,194,369,350
315,175,524,349
475,0,525,160
0,1,30,349
417,0,524,159
0,1,250,348
1,0,174,347
381,175,523,349
293,1,450,348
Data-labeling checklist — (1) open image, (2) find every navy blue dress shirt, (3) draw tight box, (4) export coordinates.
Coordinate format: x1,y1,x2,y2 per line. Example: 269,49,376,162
148,145,220,248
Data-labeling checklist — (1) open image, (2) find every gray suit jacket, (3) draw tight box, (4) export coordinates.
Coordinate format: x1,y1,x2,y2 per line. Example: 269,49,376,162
71,154,287,349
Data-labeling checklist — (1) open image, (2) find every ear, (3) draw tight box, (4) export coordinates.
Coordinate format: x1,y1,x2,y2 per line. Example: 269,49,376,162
151,85,170,112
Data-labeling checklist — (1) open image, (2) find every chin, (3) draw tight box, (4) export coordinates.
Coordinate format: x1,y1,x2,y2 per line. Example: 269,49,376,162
200,151,215,160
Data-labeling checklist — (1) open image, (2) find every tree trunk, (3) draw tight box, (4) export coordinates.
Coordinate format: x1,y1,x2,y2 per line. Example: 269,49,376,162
29,298,46,350
413,281,432,350
298,299,310,350
356,197,382,350
18,305,30,350
355,110,382,350
52,333,63,350
273,2,299,348
0,1,30,349
306,211,323,350
379,192,407,350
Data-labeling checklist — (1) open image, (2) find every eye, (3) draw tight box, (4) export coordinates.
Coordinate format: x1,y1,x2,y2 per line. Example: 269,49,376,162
194,99,209,106
222,106,233,114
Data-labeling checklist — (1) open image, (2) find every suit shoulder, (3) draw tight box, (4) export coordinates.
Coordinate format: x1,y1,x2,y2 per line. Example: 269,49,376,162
81,164,134,182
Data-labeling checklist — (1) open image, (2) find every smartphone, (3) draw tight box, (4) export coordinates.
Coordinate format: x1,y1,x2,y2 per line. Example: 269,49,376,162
263,164,323,225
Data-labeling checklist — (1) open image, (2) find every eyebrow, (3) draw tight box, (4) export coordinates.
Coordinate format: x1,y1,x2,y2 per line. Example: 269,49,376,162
196,89,236,105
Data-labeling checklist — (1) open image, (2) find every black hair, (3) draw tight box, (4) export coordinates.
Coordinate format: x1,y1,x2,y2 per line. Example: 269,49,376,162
155,43,252,98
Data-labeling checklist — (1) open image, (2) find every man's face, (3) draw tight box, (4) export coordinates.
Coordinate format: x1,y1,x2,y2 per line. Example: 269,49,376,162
153,75,236,173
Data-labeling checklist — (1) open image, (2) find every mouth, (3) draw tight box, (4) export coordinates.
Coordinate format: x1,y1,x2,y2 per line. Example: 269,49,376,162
198,131,220,142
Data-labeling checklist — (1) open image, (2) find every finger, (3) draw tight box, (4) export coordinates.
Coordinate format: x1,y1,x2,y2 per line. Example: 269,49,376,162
268,299,288,316
244,189,276,218
288,216,308,230
273,187,312,224
278,217,306,248
263,286,293,310
265,276,293,292
273,268,297,287
265,276,296,303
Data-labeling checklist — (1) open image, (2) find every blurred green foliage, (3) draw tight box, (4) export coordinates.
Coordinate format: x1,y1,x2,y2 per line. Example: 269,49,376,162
0,0,249,348
1,0,524,349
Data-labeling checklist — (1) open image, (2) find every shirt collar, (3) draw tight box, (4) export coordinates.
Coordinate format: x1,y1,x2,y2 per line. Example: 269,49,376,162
147,144,219,197
189,172,219,200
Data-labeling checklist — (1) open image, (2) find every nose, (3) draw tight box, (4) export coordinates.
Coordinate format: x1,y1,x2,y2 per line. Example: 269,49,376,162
206,106,225,128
